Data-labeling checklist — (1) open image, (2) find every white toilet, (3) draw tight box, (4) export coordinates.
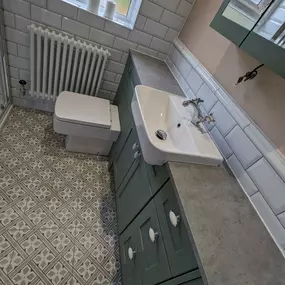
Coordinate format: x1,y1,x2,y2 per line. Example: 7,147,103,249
54,91,120,155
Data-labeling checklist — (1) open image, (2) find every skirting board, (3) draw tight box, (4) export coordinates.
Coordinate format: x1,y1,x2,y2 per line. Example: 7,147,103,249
0,104,13,130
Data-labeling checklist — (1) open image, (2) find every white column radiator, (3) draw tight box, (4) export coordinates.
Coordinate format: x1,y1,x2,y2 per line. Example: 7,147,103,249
28,24,110,100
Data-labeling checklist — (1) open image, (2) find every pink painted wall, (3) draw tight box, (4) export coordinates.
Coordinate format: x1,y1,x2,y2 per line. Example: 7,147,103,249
179,0,285,155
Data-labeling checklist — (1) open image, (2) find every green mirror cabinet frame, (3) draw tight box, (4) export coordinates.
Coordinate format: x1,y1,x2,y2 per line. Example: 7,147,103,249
210,0,252,46
210,0,285,79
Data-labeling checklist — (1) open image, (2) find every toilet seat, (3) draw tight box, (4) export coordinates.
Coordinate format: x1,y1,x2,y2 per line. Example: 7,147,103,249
55,91,111,129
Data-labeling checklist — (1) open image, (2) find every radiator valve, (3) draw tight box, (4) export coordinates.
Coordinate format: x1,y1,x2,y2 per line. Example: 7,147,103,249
19,80,27,96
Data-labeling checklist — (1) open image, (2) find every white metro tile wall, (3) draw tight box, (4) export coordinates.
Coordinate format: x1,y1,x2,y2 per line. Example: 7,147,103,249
210,127,233,159
225,125,262,170
196,83,217,112
2,0,195,105
209,101,236,137
167,38,285,256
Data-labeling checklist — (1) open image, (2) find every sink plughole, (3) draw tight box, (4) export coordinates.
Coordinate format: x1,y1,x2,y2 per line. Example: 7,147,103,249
131,85,223,166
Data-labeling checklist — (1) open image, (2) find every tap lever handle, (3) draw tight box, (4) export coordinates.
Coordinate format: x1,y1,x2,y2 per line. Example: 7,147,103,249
196,98,204,104
191,98,204,105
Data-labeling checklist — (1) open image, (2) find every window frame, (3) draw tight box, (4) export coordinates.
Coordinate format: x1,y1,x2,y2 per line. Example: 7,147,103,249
64,0,142,29
237,0,272,14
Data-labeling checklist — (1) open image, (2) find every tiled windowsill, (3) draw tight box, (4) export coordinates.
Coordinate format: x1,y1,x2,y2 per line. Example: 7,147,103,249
63,0,139,30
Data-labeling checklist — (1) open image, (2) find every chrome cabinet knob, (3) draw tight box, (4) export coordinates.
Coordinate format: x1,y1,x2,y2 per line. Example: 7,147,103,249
134,151,141,159
169,210,180,227
128,247,136,260
132,143,139,151
149,227,159,243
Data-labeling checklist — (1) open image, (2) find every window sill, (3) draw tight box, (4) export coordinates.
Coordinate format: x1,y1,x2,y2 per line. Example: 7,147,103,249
63,0,141,30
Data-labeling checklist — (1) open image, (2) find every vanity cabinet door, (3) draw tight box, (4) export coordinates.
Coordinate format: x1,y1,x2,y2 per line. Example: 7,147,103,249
146,163,169,195
114,127,139,189
120,200,171,285
120,219,142,285
116,154,152,234
155,180,198,277
135,201,171,285
160,270,202,285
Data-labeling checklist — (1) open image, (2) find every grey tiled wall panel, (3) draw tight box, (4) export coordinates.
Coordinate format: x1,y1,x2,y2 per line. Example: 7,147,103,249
167,39,285,255
248,158,285,215
2,0,194,106
225,125,262,170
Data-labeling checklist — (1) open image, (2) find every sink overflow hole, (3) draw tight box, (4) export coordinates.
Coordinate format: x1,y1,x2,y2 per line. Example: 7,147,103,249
155,130,167,141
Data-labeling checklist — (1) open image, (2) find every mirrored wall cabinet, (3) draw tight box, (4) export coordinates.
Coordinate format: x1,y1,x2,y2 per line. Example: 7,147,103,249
211,0,285,78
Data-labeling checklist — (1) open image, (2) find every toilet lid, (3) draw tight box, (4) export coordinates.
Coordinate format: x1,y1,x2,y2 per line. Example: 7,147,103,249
55,91,111,129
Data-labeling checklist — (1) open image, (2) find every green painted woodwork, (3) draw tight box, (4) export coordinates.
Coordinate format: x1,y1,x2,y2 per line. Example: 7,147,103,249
160,270,203,285
115,69,133,135
109,125,132,176
116,154,152,234
109,56,141,167
146,163,170,195
109,64,132,167
134,201,171,285
120,216,142,285
155,180,198,277
120,200,172,285
114,127,139,189
110,55,201,285
210,0,251,46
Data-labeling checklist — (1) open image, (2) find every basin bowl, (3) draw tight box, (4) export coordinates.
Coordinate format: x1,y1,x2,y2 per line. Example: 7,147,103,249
131,85,223,166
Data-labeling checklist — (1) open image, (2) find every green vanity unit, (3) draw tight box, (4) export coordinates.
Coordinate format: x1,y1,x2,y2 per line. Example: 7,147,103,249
109,54,203,285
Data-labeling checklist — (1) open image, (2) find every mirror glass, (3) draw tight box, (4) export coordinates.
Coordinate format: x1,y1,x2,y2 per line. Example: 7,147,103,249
253,0,285,48
222,0,273,30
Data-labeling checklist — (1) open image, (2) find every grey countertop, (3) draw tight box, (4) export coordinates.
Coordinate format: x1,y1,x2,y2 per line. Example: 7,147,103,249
168,162,285,285
130,50,184,96
129,50,285,285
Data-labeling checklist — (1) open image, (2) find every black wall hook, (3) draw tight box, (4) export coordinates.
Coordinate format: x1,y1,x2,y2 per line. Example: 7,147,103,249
236,64,264,85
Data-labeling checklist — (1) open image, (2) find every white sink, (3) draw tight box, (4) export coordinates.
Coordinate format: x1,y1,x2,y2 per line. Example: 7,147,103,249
131,85,223,166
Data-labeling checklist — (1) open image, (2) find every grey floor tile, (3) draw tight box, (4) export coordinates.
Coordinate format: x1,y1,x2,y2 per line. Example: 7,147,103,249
0,106,120,284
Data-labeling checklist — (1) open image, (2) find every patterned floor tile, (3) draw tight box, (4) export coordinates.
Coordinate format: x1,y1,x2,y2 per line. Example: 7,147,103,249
17,196,37,213
0,107,120,284
12,265,37,284
40,220,60,239
0,236,11,254
79,231,98,251
77,258,97,281
45,197,62,213
52,232,72,253
8,220,31,240
47,262,69,284
33,247,55,270
21,233,43,255
6,184,27,201
64,246,84,267
0,208,19,227
0,249,23,274
28,207,47,225
67,220,85,238
92,243,109,263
